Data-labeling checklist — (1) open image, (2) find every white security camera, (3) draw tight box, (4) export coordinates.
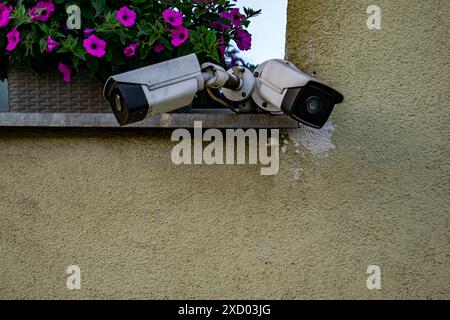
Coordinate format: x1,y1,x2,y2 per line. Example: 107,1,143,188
103,54,206,125
249,59,344,128
104,54,343,128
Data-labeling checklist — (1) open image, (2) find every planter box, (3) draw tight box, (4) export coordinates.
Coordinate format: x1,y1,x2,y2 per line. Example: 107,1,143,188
1,66,299,128
8,66,109,113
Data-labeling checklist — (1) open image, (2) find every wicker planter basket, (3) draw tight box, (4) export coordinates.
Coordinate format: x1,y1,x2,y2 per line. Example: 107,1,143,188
8,66,110,113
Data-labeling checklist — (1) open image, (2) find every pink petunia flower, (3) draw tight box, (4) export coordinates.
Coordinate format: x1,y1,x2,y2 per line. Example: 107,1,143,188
220,8,245,27
0,3,12,28
6,27,20,52
58,62,72,82
84,28,96,36
116,6,136,28
123,43,139,58
153,41,166,53
234,29,252,51
83,35,107,58
211,20,231,32
45,36,60,52
28,0,55,22
162,8,183,27
170,26,189,47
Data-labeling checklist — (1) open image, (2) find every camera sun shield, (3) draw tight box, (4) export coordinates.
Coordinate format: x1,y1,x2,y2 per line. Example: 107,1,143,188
281,81,344,129
104,80,149,126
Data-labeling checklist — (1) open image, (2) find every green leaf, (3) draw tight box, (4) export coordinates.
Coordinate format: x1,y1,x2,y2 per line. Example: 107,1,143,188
211,49,221,63
39,38,47,53
91,0,106,17
105,49,113,62
37,23,50,35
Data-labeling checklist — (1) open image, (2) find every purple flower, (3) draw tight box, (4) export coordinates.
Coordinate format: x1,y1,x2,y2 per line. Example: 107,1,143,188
28,0,55,22
45,36,60,52
116,6,136,28
84,28,96,36
234,29,252,51
153,42,166,53
162,8,183,27
83,35,107,58
0,3,12,28
211,20,231,32
6,27,20,52
220,8,245,27
170,26,189,47
58,63,72,82
123,43,139,58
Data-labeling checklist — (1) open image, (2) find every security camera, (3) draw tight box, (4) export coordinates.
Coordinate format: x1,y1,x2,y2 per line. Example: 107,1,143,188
104,54,343,128
104,54,206,125
249,60,344,129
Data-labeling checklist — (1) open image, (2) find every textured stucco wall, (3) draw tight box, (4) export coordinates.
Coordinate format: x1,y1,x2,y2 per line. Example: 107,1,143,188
0,0,449,299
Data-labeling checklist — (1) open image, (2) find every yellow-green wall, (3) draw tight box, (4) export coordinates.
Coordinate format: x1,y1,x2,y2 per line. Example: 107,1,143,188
0,0,449,299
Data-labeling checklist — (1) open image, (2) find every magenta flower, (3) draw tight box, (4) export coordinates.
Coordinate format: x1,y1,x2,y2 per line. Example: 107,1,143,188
6,27,20,52
234,29,252,51
170,26,189,47
123,43,139,58
116,6,136,28
153,42,166,53
58,62,72,83
0,4,12,28
28,0,55,22
84,28,96,36
211,20,231,32
83,35,107,58
220,8,245,27
45,36,60,52
162,8,183,27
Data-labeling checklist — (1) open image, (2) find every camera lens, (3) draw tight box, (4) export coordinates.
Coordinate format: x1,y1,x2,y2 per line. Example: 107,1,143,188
306,96,320,114
114,94,123,112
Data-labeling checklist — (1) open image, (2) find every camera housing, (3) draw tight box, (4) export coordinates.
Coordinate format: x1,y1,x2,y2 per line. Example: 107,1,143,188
103,54,205,126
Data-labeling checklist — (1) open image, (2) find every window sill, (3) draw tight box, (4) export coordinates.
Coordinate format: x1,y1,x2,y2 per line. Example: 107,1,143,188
0,111,299,129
